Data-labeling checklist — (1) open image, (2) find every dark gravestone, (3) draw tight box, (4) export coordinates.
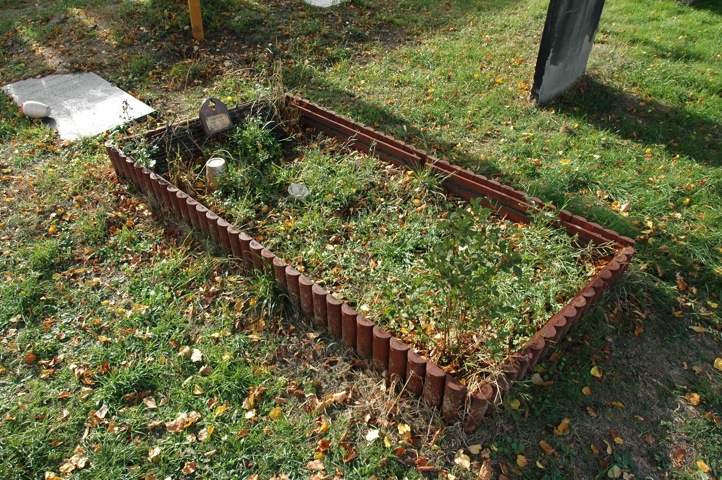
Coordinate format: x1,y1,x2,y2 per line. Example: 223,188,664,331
531,0,606,103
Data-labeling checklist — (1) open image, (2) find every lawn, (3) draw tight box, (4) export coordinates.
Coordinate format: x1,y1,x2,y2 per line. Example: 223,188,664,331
1,0,721,478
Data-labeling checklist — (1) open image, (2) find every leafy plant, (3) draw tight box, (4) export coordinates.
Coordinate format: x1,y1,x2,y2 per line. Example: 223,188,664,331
423,197,522,359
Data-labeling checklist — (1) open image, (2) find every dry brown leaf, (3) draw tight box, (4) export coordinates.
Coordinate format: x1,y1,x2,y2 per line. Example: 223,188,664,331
454,450,471,470
165,411,201,432
181,461,196,474
553,418,570,436
199,365,212,376
143,397,157,409
477,459,492,480
539,440,556,456
198,425,214,441
148,446,161,462
307,460,325,471
582,386,592,396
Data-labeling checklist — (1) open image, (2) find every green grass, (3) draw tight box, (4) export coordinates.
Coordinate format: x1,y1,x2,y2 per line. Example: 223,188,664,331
2,0,721,478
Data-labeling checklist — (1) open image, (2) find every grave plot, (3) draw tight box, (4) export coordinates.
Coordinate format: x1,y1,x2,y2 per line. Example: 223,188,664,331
106,95,634,432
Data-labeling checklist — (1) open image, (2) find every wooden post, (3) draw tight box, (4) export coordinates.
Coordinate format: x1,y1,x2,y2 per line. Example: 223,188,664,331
188,0,204,41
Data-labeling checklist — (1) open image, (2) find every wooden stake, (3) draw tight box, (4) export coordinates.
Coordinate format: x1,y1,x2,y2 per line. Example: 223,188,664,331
187,0,204,41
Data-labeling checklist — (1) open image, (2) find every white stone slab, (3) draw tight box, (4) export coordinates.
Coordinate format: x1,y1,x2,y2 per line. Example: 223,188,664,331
304,0,343,7
2,72,155,140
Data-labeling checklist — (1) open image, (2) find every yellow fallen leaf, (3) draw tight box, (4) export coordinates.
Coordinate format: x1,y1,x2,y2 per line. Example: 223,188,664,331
611,401,625,408
398,423,411,435
214,404,228,415
613,437,624,445
714,358,722,371
509,399,521,410
553,418,570,436
685,392,701,406
193,384,204,395
607,465,622,478
269,407,282,420
697,459,711,473
591,366,603,379
516,455,527,468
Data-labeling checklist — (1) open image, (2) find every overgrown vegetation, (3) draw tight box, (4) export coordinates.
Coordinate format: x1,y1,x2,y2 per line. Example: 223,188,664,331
1,0,720,478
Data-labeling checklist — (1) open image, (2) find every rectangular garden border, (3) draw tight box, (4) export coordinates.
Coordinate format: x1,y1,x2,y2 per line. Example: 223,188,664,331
105,95,635,433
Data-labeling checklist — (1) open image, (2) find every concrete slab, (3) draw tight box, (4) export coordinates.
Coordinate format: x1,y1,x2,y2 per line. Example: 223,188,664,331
2,72,155,140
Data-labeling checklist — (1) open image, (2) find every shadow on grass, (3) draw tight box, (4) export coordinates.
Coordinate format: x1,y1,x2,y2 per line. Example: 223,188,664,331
546,76,721,167
686,0,722,15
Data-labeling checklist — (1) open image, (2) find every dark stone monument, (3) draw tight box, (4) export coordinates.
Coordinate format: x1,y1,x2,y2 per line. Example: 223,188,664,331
531,0,606,103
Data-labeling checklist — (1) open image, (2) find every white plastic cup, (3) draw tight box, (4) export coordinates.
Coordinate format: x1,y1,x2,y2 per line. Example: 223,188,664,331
205,158,227,191
21,101,52,118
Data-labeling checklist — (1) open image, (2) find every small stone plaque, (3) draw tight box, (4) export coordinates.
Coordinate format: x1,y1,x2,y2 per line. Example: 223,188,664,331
1,72,155,140
199,98,233,137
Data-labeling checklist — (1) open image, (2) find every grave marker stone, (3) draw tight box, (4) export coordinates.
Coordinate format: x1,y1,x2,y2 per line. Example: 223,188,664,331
531,0,606,103
2,72,155,140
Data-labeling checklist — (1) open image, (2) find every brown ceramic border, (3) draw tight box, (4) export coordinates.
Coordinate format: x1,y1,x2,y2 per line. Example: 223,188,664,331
105,95,634,432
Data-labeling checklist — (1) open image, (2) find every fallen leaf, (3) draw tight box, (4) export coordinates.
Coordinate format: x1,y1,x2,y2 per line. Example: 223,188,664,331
611,401,625,408
307,460,325,471
516,455,527,468
193,384,204,395
642,433,656,445
590,366,603,379
608,465,622,478
582,386,592,396
587,406,598,417
685,392,701,406
477,459,492,480
553,418,570,436
539,440,556,456
689,325,707,333
143,397,157,409
613,437,624,445
165,411,201,432
676,273,687,292
697,459,711,473
454,450,471,470
468,444,483,455
269,407,282,420
199,365,212,376
197,425,213,441
365,429,380,442
181,461,196,474
591,444,600,455
713,358,722,371
24,352,37,364
148,446,161,462
509,399,521,410
190,349,203,363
